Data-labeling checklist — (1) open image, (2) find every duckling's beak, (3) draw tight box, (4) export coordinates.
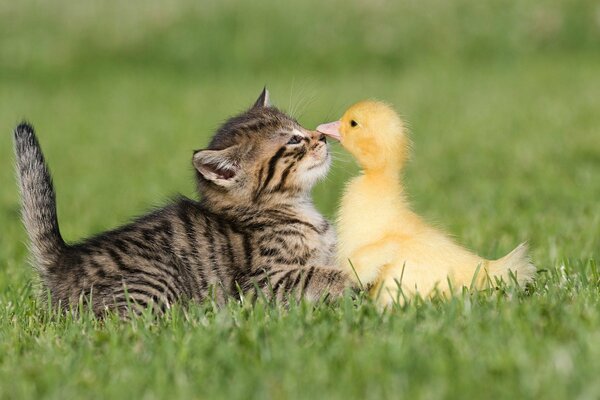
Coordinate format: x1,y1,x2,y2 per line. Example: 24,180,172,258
316,121,341,141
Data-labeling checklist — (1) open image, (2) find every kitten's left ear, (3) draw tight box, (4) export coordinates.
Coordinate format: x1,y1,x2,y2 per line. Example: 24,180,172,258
252,87,270,109
193,147,241,188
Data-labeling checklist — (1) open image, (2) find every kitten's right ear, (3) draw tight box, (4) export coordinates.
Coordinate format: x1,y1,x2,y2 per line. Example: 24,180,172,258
252,87,270,109
193,148,241,188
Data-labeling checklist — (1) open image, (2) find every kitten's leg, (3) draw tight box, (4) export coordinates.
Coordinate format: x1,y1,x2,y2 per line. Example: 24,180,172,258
247,266,354,303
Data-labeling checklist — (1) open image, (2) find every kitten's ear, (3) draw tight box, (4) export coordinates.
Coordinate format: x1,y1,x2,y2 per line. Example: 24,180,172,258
193,148,241,188
252,87,270,109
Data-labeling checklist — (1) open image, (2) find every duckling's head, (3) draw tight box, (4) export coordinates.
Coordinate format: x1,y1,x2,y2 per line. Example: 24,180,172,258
317,100,409,172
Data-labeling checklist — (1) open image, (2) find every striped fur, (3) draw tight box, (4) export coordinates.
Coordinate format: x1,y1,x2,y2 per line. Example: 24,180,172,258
14,90,352,316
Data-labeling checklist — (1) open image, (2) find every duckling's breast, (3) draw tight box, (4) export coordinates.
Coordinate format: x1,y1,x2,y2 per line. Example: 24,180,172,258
336,176,406,264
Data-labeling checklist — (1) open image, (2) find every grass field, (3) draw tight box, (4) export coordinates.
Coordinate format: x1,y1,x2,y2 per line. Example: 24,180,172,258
1,1,599,399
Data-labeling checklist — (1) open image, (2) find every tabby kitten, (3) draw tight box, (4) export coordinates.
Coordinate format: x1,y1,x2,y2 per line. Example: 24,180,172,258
14,89,352,315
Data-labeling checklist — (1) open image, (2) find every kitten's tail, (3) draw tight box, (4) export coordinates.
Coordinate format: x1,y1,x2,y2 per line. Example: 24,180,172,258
14,122,66,274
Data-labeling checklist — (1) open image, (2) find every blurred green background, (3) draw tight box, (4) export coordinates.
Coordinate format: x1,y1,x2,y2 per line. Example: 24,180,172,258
1,1,599,398
1,0,598,262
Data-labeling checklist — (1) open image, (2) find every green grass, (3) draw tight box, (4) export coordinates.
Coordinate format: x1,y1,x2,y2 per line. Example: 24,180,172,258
1,1,599,399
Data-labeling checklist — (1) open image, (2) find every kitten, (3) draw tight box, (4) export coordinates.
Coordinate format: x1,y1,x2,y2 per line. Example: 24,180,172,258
14,89,352,315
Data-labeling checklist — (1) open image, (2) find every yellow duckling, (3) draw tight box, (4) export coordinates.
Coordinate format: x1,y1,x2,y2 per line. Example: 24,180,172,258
317,101,536,306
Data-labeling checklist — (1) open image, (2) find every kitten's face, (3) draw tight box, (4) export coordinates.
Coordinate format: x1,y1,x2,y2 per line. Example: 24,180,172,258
194,89,330,203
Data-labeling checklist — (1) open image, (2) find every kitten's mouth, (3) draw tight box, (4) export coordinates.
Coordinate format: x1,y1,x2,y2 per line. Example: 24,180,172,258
307,154,330,171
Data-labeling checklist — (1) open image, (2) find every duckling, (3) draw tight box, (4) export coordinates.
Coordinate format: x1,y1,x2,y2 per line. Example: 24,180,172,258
317,101,536,306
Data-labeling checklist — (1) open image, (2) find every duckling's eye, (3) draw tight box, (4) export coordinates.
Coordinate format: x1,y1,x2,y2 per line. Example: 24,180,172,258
287,135,303,145
350,120,358,127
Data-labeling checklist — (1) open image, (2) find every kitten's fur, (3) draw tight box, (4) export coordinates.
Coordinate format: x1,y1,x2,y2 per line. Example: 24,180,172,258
14,89,352,315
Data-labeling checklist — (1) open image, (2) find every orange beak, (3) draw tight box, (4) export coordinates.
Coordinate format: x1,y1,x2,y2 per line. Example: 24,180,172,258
316,121,341,141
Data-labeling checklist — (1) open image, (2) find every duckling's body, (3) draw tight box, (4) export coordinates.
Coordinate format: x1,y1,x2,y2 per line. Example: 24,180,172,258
318,101,535,306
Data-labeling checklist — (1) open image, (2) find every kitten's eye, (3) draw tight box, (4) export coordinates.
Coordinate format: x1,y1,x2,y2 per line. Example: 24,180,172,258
287,135,303,145
350,120,358,127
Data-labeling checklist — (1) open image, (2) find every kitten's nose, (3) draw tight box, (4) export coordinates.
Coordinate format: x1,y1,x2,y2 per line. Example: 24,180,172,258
309,130,326,143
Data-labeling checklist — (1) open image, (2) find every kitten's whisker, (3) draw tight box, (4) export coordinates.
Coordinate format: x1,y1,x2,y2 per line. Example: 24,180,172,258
289,77,295,114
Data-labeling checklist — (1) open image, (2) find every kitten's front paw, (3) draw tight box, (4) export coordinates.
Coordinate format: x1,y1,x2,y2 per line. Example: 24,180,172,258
327,272,355,299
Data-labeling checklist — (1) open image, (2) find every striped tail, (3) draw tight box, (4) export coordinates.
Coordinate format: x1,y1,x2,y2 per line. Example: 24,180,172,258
13,122,66,275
